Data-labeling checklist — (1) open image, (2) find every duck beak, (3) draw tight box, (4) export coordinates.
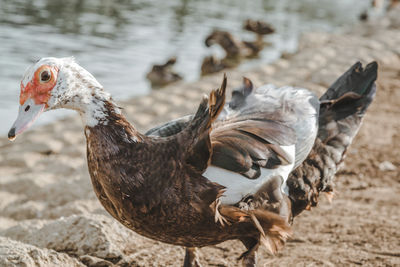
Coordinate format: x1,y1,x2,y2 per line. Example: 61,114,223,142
8,98,45,141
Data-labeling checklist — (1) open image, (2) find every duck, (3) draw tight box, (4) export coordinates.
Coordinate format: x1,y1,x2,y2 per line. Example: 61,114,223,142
244,19,275,36
205,30,242,60
243,19,275,46
201,30,262,76
205,30,261,63
8,57,377,266
359,10,369,21
146,57,182,87
200,55,226,76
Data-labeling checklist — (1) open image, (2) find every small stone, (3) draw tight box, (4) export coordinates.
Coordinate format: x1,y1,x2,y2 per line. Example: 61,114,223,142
379,161,397,172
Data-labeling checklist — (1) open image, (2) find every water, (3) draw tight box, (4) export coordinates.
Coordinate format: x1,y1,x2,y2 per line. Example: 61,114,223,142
0,0,370,134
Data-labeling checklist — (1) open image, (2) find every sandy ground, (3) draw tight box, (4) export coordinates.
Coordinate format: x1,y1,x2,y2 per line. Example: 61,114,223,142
0,10,399,267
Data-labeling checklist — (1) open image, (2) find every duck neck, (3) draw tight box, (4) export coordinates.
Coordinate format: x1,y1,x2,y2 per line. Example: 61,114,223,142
53,61,144,143
77,87,121,128
81,93,145,144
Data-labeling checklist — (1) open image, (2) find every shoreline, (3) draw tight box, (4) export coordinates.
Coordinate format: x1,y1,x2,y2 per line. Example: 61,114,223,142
1,10,399,266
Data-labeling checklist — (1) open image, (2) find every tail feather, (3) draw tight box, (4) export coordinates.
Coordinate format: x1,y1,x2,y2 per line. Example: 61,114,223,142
251,209,292,254
219,206,292,254
319,61,377,145
287,61,378,217
320,61,377,101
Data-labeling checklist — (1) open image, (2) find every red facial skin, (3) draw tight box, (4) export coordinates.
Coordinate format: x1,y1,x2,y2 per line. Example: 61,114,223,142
20,65,58,108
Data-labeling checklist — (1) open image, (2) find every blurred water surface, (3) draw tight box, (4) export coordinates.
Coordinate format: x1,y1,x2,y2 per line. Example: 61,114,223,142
0,0,369,133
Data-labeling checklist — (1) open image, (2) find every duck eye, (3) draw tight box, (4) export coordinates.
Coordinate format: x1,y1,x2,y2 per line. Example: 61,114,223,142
40,70,51,83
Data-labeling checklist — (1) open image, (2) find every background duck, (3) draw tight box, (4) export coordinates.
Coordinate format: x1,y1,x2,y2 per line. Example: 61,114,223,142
244,19,275,46
201,30,264,76
204,30,262,65
146,57,183,88
8,58,377,266
205,30,241,59
200,55,226,76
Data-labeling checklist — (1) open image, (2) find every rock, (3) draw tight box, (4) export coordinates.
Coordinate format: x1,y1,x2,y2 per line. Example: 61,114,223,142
1,220,49,240
2,214,139,261
0,173,94,218
379,161,397,172
2,201,46,220
0,236,84,267
42,200,102,219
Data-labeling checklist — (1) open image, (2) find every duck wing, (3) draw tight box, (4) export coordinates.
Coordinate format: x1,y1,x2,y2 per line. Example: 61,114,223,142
146,78,319,205
146,82,319,172
201,110,298,205
232,84,319,169
203,84,318,205
209,118,296,179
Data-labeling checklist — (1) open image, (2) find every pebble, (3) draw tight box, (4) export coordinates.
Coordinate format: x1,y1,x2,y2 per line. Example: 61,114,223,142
379,161,397,172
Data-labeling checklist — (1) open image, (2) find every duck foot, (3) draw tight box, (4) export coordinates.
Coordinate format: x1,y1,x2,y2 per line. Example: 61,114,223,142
183,247,202,267
238,238,259,267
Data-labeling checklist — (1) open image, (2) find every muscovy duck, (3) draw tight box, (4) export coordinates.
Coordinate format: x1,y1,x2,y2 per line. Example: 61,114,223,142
201,30,263,76
205,30,262,62
146,57,182,88
200,55,226,76
8,58,377,266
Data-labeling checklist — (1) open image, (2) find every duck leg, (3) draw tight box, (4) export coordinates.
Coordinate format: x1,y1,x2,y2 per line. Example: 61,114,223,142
183,247,202,267
238,237,259,267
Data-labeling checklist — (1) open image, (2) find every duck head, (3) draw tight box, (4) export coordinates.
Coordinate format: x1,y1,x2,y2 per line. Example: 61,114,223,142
8,57,115,141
